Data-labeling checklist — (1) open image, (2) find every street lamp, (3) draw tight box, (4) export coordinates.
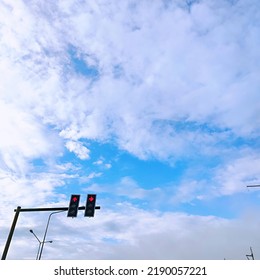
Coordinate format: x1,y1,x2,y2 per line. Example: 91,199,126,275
29,229,52,260
38,210,66,260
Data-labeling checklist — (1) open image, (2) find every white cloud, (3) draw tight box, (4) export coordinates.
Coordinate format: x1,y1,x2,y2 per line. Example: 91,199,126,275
61,0,259,159
65,140,90,160
0,100,61,176
214,153,260,196
80,172,102,183
85,176,161,202
1,0,259,162
105,163,112,169
0,170,74,226
93,159,103,166
93,158,112,169
167,151,260,205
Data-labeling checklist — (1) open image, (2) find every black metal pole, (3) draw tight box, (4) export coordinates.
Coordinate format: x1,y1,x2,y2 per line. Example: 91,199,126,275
15,206,100,212
1,206,21,260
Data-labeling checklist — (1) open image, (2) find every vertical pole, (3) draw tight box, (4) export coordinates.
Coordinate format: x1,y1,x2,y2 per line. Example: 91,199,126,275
250,247,255,260
1,206,21,260
38,213,52,260
36,242,42,260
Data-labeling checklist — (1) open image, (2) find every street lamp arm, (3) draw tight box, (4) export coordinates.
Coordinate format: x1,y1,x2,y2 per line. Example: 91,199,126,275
30,229,41,243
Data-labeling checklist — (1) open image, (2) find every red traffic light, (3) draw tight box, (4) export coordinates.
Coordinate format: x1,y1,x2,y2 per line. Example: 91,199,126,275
85,194,96,217
67,194,80,218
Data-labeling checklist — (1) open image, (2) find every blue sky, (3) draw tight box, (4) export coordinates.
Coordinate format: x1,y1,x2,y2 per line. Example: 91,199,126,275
0,0,260,260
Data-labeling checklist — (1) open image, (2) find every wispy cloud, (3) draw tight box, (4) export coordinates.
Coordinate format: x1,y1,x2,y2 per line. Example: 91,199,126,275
65,140,90,160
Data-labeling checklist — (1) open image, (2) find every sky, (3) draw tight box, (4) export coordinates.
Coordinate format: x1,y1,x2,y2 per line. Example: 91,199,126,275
0,0,260,260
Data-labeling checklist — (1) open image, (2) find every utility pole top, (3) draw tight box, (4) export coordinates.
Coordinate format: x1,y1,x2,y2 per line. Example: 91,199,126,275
246,247,255,260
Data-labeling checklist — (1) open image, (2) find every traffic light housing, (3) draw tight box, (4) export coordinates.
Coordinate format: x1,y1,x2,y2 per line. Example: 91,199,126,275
85,194,96,217
67,194,80,217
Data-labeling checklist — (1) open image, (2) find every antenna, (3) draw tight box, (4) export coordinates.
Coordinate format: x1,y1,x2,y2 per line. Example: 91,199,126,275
246,247,255,260
247,184,260,188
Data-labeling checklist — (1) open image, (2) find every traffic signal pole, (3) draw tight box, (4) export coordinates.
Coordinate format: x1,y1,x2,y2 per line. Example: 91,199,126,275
1,206,21,260
1,205,100,260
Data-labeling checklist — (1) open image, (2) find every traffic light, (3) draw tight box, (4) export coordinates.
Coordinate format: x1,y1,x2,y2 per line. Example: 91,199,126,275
67,194,80,217
85,194,96,217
